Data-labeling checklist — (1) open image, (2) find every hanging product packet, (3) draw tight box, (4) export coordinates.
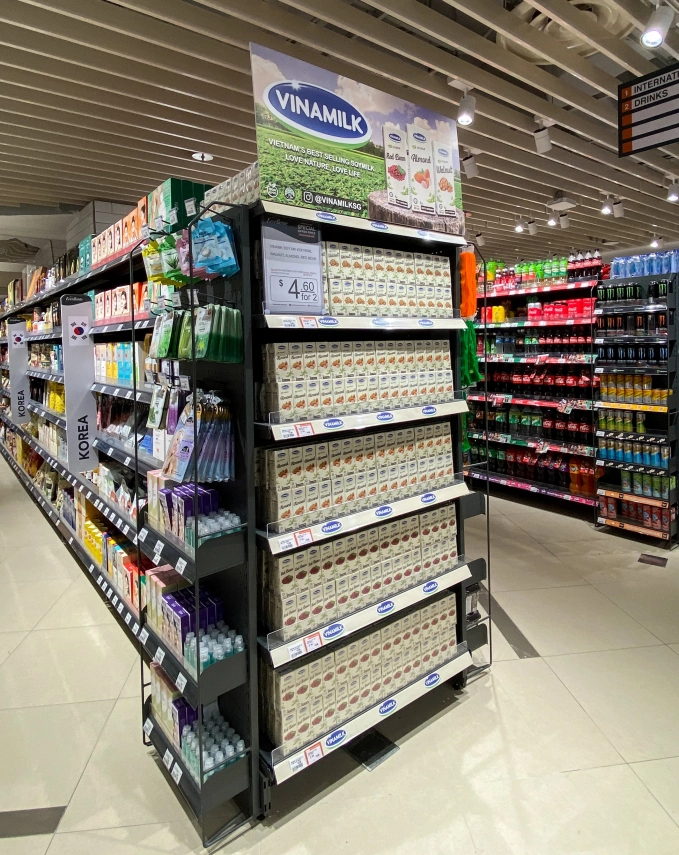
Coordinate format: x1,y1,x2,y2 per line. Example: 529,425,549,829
194,305,214,359
162,400,200,482
156,310,176,358
142,240,164,281
177,310,194,359
147,384,168,429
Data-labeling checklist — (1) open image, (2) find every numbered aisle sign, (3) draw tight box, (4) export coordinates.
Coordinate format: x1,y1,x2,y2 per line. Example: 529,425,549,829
262,221,323,314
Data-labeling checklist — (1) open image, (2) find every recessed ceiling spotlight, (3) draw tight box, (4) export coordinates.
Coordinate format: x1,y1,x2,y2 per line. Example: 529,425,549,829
641,3,674,47
192,152,214,162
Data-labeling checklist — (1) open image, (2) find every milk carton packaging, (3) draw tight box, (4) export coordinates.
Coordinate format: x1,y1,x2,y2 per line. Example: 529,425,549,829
383,126,410,209
433,142,458,217
407,125,435,214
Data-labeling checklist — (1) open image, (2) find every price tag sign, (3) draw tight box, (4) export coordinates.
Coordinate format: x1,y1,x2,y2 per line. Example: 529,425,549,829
154,215,164,231
138,528,148,543
175,672,187,693
153,647,165,665
262,221,323,315
294,529,314,547
289,755,306,774
139,627,149,645
304,742,324,765
304,633,323,653
170,763,183,785
175,558,187,576
184,198,197,217
280,426,297,440
296,423,314,438
288,641,305,660
163,749,174,770
143,718,154,737
124,612,132,625
168,207,178,226
278,535,296,552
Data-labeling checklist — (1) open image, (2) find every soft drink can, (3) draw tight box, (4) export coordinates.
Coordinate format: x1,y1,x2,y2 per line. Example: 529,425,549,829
621,470,632,493
633,473,643,495
633,442,643,464
642,474,653,497
615,439,624,461
652,475,662,498
661,445,670,469
650,444,661,467
623,441,634,463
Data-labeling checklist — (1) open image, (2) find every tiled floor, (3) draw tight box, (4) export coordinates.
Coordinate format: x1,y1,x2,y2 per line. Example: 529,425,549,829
2,461,679,855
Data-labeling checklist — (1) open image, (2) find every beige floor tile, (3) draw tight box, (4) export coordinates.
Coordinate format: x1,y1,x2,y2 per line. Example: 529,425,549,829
543,536,652,559
0,625,137,709
546,645,679,762
0,837,52,855
631,756,679,825
589,571,679,644
58,697,189,832
376,659,622,786
488,620,519,661
0,580,72,632
507,509,603,544
495,585,662,656
34,576,111,630
48,822,208,855
0,630,27,666
0,700,113,811
0,541,81,583
117,660,147,699
460,764,679,855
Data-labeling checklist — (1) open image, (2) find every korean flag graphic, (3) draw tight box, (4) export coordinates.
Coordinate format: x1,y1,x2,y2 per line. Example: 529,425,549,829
10,332,24,348
70,316,90,345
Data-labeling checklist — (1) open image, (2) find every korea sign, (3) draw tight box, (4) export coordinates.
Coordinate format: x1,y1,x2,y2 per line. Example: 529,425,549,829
619,62,679,156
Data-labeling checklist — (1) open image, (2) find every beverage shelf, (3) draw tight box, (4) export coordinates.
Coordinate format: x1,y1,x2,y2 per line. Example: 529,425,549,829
594,401,668,413
90,381,153,405
479,354,595,364
595,336,668,345
465,468,598,506
595,365,669,375
468,392,593,411
595,303,667,314
595,429,670,444
260,558,471,668
468,429,594,457
263,645,472,785
26,367,64,383
259,481,471,556
262,399,468,441
257,314,465,331
595,458,673,476
25,401,66,429
477,279,598,299
597,486,672,509
476,317,592,329
597,516,671,540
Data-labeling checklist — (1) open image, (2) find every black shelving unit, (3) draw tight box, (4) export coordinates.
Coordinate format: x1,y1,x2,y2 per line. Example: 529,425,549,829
594,273,678,546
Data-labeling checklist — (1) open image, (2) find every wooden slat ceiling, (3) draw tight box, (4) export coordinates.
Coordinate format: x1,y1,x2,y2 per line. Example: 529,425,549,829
2,0,679,260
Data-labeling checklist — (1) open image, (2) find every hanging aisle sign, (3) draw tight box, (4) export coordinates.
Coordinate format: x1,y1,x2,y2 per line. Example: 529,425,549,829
619,61,679,156
7,319,29,424
250,43,464,236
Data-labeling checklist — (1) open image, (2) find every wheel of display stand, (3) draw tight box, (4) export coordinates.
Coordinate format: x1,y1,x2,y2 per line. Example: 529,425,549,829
451,669,468,690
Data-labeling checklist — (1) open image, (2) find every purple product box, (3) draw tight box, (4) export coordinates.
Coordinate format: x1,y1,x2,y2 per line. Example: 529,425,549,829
172,698,196,748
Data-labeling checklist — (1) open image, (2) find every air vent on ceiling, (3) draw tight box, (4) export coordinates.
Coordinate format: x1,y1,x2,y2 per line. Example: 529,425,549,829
496,1,636,65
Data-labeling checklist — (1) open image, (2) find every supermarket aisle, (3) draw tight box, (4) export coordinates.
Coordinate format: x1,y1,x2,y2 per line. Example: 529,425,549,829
3,456,679,855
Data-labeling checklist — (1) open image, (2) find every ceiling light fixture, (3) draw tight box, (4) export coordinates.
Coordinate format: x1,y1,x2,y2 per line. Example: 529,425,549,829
514,217,525,233
547,213,558,226
601,197,614,215
641,2,674,47
613,200,625,218
651,235,664,248
457,92,476,126
475,232,486,246
668,181,679,202
462,154,479,179
192,152,214,162
528,220,538,235
559,213,570,229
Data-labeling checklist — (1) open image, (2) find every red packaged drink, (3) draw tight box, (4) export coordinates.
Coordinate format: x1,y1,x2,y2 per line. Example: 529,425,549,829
559,457,570,489
569,457,581,494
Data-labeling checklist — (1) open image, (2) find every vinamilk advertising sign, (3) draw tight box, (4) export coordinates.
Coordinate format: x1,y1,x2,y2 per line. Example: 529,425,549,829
250,43,464,235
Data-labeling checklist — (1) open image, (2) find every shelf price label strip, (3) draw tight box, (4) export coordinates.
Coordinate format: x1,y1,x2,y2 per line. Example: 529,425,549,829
266,482,471,555
263,315,466,331
268,561,471,668
598,517,670,540
466,469,598,506
270,399,468,441
272,648,472,784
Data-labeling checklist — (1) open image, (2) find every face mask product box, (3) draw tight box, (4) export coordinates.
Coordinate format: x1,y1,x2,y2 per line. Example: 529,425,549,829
292,381,308,420
329,341,342,374
373,247,386,281
332,376,345,410
342,280,355,314
356,375,368,408
375,281,388,313
289,343,304,379
289,447,304,483
328,279,343,315
386,282,398,314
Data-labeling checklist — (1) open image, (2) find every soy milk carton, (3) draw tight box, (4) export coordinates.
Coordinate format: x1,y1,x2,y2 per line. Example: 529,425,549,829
433,143,458,217
407,125,435,214
383,127,410,209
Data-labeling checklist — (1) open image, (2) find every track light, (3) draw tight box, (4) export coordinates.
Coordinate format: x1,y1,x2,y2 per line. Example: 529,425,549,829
668,182,679,202
613,200,625,218
641,3,674,48
651,235,664,249
534,127,552,154
527,220,538,235
475,232,485,247
601,197,614,215
547,212,558,227
457,92,476,126
559,213,570,229
514,217,525,233
462,154,479,179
